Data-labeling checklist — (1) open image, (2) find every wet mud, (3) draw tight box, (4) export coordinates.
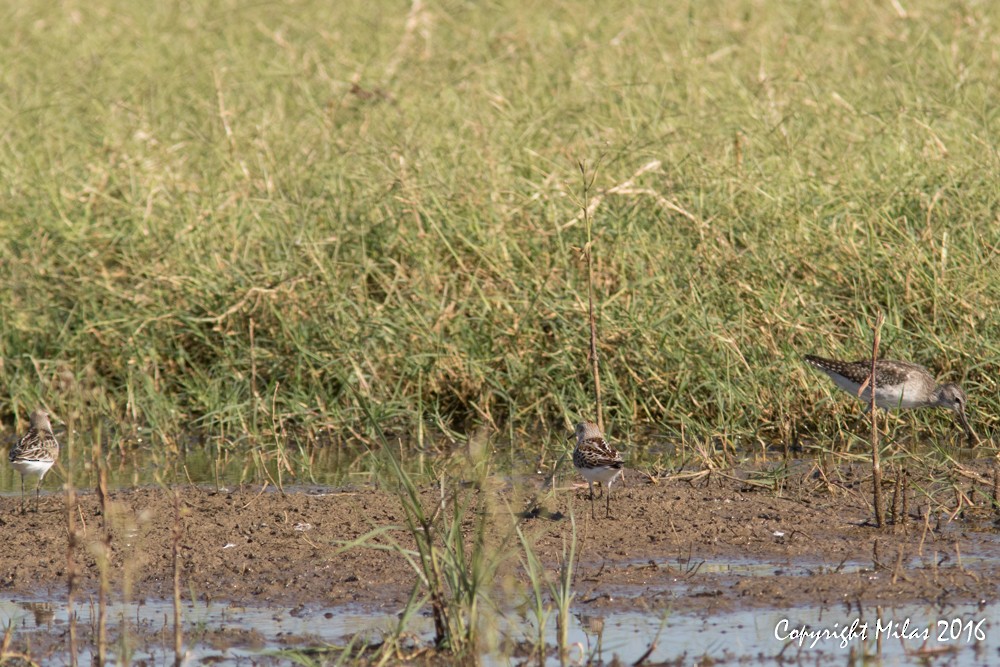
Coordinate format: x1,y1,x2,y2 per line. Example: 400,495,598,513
0,461,996,612
1,459,998,662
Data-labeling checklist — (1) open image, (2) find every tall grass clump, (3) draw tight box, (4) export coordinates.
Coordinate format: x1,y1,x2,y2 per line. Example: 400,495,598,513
517,511,579,664
343,454,504,655
0,0,998,457
338,403,514,658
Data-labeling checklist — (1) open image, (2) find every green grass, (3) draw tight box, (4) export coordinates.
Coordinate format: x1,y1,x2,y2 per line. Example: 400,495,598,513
1,0,998,459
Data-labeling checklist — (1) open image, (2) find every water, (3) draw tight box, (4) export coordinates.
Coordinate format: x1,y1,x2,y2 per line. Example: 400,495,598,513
3,595,996,665
0,442,370,495
634,543,1000,580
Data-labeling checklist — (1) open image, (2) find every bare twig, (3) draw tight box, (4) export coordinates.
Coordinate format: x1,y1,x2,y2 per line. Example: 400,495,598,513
64,412,79,667
993,465,1000,520
900,468,908,528
250,317,258,433
172,490,184,666
891,464,901,527
861,311,886,528
94,419,110,666
579,160,603,433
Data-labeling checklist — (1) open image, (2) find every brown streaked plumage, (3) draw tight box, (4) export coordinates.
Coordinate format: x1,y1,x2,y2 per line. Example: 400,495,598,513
9,409,60,513
804,355,976,443
571,422,624,519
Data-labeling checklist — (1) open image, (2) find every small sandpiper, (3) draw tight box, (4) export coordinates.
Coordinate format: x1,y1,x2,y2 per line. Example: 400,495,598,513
804,355,976,442
9,409,60,513
571,422,624,519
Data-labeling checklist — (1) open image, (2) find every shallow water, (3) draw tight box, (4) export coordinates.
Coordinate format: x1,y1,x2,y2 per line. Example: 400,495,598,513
637,538,1000,579
4,594,996,665
0,442,367,495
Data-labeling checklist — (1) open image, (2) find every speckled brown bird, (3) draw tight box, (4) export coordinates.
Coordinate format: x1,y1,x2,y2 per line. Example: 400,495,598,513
804,355,975,442
9,409,60,513
571,422,624,519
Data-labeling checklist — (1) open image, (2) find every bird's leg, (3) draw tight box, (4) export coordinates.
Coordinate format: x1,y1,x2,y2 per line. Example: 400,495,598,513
604,481,613,518
19,475,26,515
34,479,41,513
589,481,596,520
961,421,978,445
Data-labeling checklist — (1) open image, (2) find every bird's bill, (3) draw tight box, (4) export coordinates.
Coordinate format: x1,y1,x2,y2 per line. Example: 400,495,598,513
955,407,979,445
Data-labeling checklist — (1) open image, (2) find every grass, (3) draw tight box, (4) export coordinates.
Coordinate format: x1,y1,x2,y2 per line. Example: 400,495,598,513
0,0,998,466
337,447,512,658
335,389,593,663
517,511,579,663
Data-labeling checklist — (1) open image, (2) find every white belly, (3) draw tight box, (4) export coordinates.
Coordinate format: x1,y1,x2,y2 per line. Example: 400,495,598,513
578,465,622,486
10,459,55,479
830,376,925,410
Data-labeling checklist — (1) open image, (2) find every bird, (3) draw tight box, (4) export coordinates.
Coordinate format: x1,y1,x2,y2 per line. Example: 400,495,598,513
804,355,976,443
571,422,624,519
9,409,60,513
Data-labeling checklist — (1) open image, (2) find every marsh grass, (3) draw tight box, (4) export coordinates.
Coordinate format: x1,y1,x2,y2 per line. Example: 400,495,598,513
336,445,594,664
335,386,560,661
337,383,514,658
1,0,999,471
517,511,579,665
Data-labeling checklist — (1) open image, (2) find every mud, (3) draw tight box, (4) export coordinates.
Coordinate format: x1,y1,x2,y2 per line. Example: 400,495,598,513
1,459,997,620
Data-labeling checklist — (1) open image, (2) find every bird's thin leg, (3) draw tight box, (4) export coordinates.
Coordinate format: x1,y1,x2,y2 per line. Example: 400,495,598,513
589,481,596,520
34,479,41,513
605,482,613,518
19,475,26,515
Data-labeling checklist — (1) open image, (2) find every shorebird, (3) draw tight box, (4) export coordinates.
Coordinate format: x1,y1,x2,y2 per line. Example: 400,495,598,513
804,355,976,442
571,422,624,519
9,409,60,513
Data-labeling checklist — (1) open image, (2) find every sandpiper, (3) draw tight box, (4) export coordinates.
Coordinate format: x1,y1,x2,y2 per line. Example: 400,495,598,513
804,355,976,442
571,422,624,519
9,409,60,513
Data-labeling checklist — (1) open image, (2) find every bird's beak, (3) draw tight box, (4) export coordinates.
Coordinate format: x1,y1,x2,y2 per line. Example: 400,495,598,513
955,406,979,445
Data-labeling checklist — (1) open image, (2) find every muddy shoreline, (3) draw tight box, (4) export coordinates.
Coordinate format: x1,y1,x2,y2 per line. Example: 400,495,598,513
1,461,997,619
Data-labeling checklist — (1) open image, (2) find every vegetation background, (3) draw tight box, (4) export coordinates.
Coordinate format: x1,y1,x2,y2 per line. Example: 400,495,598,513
1,0,998,465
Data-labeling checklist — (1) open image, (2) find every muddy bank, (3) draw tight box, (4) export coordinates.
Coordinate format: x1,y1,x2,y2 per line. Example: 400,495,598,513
1,461,998,615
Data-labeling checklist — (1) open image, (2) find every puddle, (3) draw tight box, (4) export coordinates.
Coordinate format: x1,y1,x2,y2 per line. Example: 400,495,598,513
3,596,997,665
669,557,872,577
650,541,1000,580
0,442,371,494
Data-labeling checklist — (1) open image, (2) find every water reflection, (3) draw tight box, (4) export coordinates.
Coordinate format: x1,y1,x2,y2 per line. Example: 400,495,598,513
0,441,372,494
1,596,995,666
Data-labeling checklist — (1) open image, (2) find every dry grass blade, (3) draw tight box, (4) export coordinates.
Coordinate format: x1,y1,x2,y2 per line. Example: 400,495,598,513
867,311,886,529
580,159,604,433
172,489,184,666
64,413,79,667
